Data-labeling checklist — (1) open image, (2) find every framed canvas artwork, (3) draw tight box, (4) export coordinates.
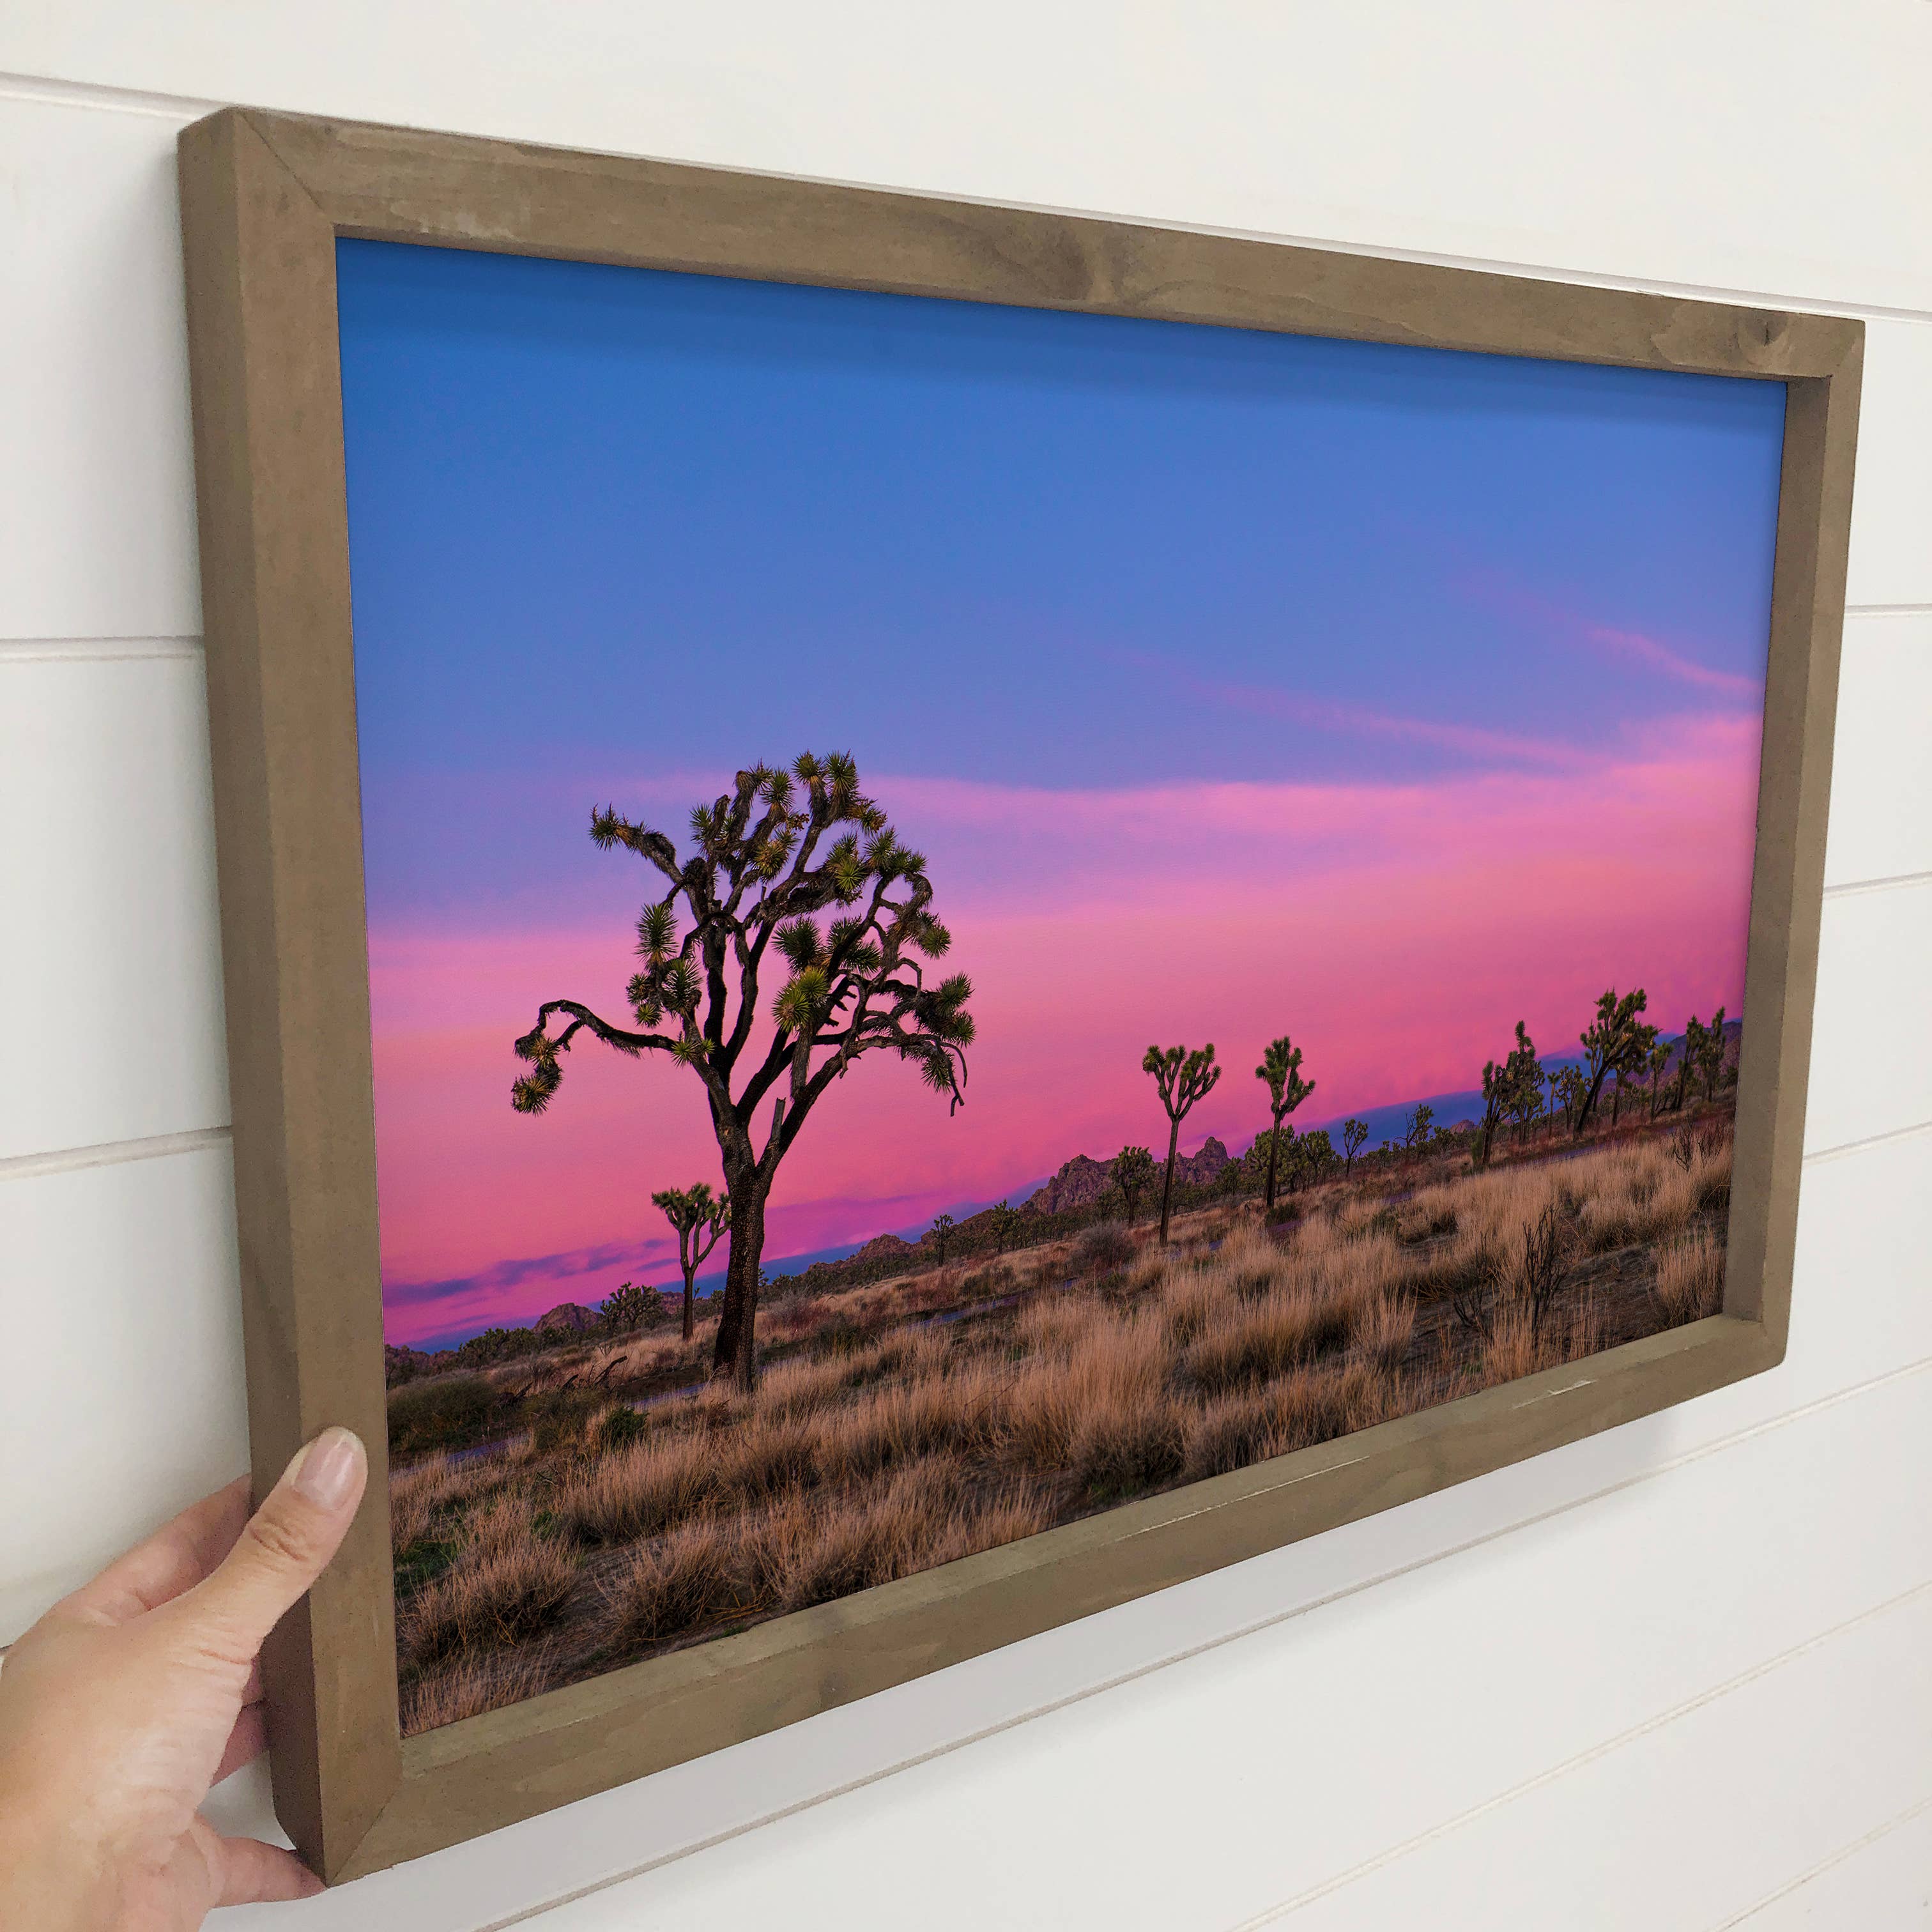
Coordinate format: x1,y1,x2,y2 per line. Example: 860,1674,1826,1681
178,107,1859,1881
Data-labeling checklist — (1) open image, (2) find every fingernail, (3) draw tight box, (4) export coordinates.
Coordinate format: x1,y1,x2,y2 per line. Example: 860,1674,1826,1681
291,1427,364,1510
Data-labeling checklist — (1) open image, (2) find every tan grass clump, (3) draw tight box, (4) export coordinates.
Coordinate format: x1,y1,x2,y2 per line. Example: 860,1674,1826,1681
1653,1229,1726,1325
405,1536,579,1665
551,1432,714,1545
401,1648,553,1736
1181,1281,1351,1394
610,1517,747,1643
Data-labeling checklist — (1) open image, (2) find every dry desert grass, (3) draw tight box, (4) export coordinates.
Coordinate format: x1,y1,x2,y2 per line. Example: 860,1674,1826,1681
392,1117,1733,1729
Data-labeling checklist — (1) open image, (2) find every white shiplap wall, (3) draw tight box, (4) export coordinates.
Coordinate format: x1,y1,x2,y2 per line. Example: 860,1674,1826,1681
2,8,1929,1926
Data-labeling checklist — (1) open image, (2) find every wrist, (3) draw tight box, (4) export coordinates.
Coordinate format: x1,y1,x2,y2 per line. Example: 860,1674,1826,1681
0,1782,113,1932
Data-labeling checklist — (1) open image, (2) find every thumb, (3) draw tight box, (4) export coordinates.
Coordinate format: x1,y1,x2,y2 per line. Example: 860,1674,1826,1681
179,1429,369,1660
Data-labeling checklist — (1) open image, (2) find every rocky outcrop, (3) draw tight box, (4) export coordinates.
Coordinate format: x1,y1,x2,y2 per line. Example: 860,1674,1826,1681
1024,1137,1232,1216
1024,1153,1116,1216
534,1301,600,1338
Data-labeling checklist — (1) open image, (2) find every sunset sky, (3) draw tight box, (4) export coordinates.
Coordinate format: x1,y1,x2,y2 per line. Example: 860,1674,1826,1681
337,239,1786,1349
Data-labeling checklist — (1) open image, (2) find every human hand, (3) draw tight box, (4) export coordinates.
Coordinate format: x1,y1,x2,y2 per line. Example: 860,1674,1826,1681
0,1429,369,1929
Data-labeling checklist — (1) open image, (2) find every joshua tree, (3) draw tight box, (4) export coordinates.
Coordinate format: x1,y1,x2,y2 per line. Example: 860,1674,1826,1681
1244,1126,1290,1188
1341,1117,1369,1176
1643,1036,1674,1119
1111,1144,1158,1223
600,1281,659,1335
986,1199,1022,1255
651,1182,731,1342
1609,1016,1658,1128
1478,1022,1539,1165
1289,1127,1337,1192
512,754,974,1390
1254,1034,1316,1211
1696,1006,1730,1101
1553,1064,1586,1135
1404,1102,1436,1162
929,1211,956,1264
1144,1041,1222,1244
1671,1014,1710,1112
1575,987,1649,1137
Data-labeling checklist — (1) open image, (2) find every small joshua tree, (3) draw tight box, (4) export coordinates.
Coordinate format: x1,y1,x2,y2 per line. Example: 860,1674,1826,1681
1696,1006,1729,1101
511,753,973,1391
1478,1022,1539,1166
986,1199,1022,1255
1111,1145,1158,1223
1643,1036,1674,1120
1671,1015,1709,1112
1254,1034,1316,1211
1404,1102,1436,1162
929,1211,956,1264
1341,1117,1368,1176
651,1181,731,1342
1555,1064,1587,1135
1289,1127,1336,1192
1575,988,1649,1137
600,1281,659,1335
1144,1042,1222,1245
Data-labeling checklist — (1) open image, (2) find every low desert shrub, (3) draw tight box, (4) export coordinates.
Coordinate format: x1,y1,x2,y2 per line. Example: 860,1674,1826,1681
1653,1229,1725,1325
592,1404,650,1452
388,1374,502,1456
1075,1221,1137,1276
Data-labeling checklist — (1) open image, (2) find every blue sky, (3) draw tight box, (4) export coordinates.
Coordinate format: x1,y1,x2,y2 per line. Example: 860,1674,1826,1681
339,239,1785,932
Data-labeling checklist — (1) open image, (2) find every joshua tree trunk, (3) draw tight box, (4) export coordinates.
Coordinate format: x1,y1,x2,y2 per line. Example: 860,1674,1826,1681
1264,1127,1282,1211
680,1264,697,1340
711,1177,769,1392
1158,1116,1181,1246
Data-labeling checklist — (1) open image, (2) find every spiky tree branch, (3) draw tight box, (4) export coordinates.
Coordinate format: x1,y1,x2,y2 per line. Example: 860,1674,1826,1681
512,753,974,1388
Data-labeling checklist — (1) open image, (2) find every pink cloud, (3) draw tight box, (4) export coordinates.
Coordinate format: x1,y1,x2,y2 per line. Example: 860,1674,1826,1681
372,730,1761,1343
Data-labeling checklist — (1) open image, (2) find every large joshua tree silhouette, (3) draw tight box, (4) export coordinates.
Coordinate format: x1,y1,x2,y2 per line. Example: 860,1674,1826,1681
511,753,974,1390
652,1181,730,1342
1254,1034,1315,1211
1144,1043,1221,1244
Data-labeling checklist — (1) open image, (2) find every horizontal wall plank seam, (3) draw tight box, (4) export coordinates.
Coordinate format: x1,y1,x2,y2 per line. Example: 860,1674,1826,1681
0,610,1920,657
1821,868,1932,900
5,1112,1929,1188
1224,1576,1932,1931
0,1126,230,1181
1802,1116,1932,1167
0,68,209,121
4,70,1932,330
459,1352,1932,1931
1710,1792,1932,1931
0,636,203,664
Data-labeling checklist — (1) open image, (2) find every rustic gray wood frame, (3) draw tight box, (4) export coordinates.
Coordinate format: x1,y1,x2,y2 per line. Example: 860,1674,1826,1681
176,104,1859,1883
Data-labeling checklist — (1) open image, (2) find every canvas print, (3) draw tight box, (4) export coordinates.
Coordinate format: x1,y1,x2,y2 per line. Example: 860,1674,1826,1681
342,240,1783,1733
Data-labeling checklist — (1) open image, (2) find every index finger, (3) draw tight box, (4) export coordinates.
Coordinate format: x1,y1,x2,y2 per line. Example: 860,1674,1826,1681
56,1476,254,1628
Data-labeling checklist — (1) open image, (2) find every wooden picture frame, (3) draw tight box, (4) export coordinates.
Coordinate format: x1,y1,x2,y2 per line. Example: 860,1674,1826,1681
176,104,1859,1883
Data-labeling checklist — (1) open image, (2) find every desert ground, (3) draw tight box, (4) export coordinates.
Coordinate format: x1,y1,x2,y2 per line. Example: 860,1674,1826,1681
385,1100,1735,1734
